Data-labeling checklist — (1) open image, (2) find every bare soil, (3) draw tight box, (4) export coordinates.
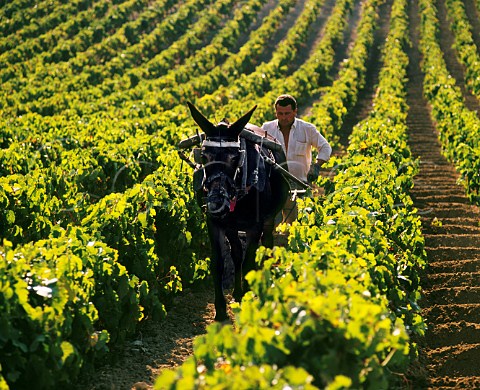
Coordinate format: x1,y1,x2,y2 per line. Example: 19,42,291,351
405,0,480,387
76,288,216,390
78,0,480,388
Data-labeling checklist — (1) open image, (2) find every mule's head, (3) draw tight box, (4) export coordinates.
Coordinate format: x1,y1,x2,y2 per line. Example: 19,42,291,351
188,102,256,218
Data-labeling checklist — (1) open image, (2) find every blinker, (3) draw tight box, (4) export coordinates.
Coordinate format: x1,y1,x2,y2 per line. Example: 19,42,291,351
193,148,203,164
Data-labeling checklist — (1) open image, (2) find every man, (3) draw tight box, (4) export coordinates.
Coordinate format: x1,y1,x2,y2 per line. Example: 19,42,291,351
262,94,332,183
261,94,332,222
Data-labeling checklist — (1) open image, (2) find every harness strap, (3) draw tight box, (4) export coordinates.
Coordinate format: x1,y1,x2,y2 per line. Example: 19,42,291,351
251,136,264,186
202,140,240,148
201,136,277,212
239,137,248,197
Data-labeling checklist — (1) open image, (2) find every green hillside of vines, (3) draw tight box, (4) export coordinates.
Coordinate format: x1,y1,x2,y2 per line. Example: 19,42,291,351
2,0,479,388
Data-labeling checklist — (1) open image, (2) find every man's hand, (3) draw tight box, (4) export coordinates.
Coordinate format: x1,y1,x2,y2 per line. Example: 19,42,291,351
307,162,322,183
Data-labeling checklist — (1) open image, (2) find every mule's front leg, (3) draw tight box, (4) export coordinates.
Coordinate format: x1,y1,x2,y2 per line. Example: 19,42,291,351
207,219,228,322
226,229,244,303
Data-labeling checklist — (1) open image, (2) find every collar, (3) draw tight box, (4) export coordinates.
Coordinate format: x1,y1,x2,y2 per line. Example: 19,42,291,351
276,118,298,131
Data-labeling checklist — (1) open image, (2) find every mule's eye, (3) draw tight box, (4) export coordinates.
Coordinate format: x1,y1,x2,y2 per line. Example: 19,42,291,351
201,152,214,164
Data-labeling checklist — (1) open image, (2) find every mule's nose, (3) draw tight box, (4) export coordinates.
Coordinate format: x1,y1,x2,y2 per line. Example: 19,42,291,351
207,197,230,216
206,188,230,216
207,200,225,214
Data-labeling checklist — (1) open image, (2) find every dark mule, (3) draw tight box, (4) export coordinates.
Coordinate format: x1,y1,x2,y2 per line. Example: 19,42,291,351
187,102,290,321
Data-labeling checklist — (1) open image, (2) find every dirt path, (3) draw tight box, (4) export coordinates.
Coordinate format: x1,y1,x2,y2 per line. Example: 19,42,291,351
406,0,480,387
75,288,216,389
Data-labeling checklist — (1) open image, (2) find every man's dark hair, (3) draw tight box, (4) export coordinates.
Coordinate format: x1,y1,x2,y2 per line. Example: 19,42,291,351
274,94,297,110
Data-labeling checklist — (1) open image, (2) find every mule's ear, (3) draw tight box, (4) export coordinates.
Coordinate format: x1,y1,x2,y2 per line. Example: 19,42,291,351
230,105,257,137
187,102,216,136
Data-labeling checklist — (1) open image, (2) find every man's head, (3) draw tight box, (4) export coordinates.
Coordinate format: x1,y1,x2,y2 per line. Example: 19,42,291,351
274,94,297,129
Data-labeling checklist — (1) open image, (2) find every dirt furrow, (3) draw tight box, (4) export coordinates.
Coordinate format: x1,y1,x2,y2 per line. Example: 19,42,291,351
426,271,480,287
406,0,480,387
428,259,480,273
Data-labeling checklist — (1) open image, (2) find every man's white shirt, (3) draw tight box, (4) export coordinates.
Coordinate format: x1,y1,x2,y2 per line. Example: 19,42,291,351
261,118,332,182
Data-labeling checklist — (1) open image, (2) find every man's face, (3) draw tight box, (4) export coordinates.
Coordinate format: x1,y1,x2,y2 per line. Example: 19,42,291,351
275,104,297,128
